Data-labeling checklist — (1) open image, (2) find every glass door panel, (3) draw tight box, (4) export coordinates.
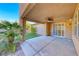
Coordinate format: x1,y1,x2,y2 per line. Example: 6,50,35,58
54,23,65,37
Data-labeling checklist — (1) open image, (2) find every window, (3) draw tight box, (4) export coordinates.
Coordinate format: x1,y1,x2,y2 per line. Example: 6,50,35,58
54,23,65,37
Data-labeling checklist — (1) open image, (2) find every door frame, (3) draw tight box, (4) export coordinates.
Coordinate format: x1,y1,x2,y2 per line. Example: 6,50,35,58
53,23,65,38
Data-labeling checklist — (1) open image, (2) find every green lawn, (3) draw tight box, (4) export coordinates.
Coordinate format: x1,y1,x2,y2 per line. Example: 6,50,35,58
25,32,39,39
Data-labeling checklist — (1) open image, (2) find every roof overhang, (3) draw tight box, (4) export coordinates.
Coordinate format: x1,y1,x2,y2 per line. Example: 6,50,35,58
20,3,77,23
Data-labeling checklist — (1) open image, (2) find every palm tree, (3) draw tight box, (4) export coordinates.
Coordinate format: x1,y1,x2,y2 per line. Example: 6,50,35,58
0,21,23,52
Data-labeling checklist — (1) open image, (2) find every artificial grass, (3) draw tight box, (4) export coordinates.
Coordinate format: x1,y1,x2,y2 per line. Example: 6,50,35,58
25,32,38,39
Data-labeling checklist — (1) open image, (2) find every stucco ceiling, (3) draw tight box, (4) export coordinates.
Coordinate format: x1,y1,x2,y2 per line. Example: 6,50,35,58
20,3,77,23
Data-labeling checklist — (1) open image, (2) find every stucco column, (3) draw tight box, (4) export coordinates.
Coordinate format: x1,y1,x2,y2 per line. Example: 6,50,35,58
19,17,26,41
46,22,52,36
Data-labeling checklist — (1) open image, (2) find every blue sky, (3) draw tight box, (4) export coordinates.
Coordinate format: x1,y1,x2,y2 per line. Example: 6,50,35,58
0,3,19,22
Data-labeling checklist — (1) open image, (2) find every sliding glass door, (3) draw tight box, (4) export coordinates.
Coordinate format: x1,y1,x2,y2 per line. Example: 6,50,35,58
54,23,65,37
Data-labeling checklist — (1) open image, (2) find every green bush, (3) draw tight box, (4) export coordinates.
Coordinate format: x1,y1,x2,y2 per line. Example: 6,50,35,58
31,25,36,34
0,21,22,53
0,39,8,53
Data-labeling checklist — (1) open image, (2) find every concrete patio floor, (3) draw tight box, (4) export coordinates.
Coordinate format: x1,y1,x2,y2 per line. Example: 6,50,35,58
21,36,77,56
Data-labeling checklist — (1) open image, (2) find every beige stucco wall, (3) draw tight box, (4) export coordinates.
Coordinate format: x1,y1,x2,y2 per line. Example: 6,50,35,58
65,19,72,39
72,4,79,55
35,24,46,35
35,18,72,39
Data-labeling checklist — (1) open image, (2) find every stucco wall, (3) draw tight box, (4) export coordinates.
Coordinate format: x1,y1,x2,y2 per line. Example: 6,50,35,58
35,19,72,39
65,19,72,39
35,24,46,35
72,4,79,55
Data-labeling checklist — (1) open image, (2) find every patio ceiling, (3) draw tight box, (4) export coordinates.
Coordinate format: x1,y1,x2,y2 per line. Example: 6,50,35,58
20,3,77,23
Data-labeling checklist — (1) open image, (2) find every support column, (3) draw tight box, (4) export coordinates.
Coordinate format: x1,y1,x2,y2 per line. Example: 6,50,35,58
19,17,26,41
46,22,52,36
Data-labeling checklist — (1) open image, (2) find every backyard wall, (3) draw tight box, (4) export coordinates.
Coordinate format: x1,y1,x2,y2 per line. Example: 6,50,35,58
35,24,46,35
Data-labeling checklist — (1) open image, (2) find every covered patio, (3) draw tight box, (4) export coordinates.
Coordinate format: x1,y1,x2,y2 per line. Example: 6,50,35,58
19,3,77,37
19,3,78,56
